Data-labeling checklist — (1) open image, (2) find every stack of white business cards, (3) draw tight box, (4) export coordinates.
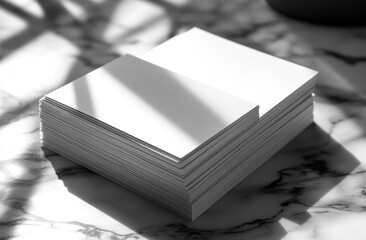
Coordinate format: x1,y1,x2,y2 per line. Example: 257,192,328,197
40,28,317,221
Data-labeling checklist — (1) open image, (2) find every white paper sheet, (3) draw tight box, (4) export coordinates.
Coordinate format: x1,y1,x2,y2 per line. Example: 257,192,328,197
47,55,258,158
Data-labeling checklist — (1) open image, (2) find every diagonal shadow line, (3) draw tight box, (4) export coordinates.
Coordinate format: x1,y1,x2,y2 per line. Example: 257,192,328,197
57,0,122,119
36,0,82,24
0,1,48,61
37,0,70,20
73,0,170,50
0,0,85,62
0,27,46,61
0,0,43,24
49,0,122,76
72,77,95,117
104,56,228,149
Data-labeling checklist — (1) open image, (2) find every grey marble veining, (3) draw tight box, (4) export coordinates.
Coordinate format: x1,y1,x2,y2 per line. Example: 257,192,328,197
1,0,366,239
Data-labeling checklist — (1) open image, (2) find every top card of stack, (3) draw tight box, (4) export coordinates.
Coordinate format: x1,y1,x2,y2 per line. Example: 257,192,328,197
46,54,259,160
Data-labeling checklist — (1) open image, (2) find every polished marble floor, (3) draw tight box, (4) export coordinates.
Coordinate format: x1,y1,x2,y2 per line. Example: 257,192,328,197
1,0,366,239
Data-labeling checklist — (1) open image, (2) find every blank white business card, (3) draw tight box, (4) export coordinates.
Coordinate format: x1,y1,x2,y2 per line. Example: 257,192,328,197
46,54,258,159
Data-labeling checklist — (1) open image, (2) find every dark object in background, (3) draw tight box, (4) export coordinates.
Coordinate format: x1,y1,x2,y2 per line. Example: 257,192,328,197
266,0,366,26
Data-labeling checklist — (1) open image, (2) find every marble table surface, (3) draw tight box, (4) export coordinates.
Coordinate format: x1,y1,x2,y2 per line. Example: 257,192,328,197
1,0,366,239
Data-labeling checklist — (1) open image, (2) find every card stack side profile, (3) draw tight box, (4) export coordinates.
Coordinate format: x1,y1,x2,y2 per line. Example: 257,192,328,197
39,28,318,221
